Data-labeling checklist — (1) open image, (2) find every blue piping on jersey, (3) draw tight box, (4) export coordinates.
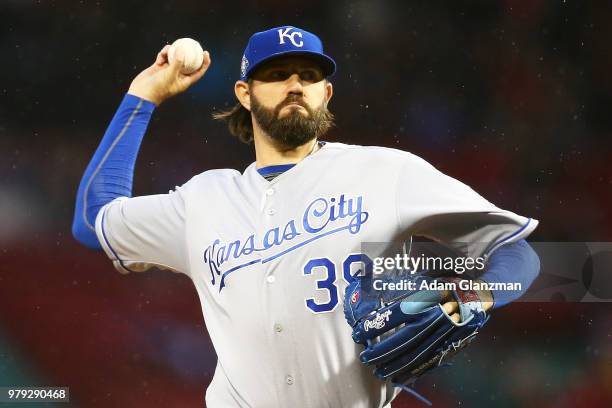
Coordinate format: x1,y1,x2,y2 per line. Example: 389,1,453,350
100,208,137,273
485,218,532,258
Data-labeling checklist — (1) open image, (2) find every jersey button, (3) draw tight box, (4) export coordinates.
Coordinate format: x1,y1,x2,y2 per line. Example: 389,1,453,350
286,375,294,385
274,324,283,333
266,188,275,196
266,275,276,284
267,208,276,215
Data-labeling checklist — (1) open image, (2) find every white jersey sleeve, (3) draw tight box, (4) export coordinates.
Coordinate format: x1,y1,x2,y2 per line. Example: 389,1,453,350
396,154,538,258
94,184,189,275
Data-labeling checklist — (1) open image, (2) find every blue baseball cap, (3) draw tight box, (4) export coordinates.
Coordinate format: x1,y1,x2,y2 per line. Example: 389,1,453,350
239,26,336,81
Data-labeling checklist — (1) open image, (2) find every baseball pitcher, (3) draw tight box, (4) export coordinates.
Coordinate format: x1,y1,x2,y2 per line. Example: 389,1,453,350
73,26,541,407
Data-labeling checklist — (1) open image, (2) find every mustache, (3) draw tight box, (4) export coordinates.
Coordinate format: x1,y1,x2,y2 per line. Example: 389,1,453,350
275,95,312,115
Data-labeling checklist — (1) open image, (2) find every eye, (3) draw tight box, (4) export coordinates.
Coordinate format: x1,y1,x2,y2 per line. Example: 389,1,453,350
269,69,289,80
299,69,323,82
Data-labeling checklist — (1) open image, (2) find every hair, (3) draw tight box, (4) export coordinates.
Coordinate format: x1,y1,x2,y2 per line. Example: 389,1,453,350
212,102,254,144
212,79,330,145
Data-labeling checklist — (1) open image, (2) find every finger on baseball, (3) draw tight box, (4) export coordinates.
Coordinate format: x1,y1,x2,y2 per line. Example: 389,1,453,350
450,313,460,323
155,45,171,65
186,51,211,81
202,50,211,70
169,47,186,74
442,301,458,315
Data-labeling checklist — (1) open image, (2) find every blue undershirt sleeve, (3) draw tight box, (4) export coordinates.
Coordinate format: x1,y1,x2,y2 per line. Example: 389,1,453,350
72,94,156,249
479,239,541,309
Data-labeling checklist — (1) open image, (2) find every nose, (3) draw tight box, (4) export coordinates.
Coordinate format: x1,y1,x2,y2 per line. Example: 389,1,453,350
286,73,304,94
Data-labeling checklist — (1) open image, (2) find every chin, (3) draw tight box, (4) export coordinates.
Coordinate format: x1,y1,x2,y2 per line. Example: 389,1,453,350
279,107,308,119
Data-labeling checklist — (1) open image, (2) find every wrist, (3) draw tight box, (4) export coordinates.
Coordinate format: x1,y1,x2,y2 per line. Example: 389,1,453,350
474,280,494,311
127,86,163,106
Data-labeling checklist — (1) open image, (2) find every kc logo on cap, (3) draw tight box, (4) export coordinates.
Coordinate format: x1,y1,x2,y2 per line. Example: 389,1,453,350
239,25,336,81
277,27,304,47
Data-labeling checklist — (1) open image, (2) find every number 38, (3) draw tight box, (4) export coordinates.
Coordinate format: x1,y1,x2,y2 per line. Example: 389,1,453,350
302,254,372,313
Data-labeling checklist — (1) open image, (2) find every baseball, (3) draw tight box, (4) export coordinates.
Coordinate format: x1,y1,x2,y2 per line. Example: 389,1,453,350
168,38,204,74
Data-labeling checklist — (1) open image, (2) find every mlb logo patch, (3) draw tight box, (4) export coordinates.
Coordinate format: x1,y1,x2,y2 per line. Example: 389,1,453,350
240,55,249,78
351,291,360,304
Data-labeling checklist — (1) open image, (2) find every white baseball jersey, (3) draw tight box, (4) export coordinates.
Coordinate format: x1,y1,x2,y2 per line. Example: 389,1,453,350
95,142,538,408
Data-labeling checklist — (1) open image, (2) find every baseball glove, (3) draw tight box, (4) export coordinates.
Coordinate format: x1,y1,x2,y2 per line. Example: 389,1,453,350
344,274,489,402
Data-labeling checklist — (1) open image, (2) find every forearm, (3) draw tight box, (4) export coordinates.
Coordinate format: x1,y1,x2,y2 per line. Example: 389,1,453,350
479,239,541,309
72,94,156,249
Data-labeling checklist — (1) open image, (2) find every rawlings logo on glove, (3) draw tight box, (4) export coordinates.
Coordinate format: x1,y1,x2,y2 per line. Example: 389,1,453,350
363,310,393,331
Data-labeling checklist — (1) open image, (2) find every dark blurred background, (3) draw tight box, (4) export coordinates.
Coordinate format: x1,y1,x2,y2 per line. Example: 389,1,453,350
1,0,611,407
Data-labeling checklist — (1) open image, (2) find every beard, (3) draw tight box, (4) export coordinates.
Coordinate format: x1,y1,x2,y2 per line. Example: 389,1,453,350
250,93,334,149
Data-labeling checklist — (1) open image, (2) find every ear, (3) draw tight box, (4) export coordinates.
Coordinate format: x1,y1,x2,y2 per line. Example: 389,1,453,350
235,80,251,111
324,80,333,106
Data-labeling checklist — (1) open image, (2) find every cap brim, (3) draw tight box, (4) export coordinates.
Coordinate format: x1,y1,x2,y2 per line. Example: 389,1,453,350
245,50,336,79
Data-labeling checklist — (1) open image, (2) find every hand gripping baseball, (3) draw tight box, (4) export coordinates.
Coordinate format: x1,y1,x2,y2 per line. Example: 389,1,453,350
128,44,211,105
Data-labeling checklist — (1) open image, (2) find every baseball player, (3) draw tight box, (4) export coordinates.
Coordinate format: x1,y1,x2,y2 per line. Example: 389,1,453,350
73,26,541,407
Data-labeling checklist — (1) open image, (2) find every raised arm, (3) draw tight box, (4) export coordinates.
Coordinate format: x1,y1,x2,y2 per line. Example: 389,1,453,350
72,44,210,249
